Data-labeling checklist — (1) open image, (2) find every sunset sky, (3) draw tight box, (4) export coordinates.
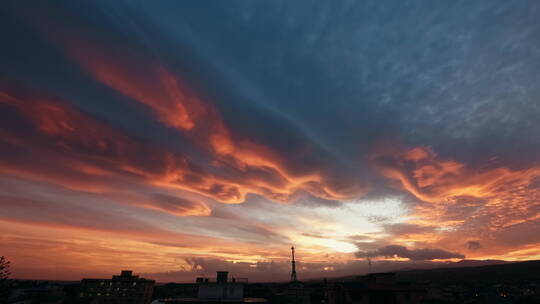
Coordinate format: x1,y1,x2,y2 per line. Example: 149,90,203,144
1,1,539,282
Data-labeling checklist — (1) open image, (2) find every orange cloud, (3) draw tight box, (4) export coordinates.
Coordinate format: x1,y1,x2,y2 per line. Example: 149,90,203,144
374,146,540,205
140,194,212,217
26,18,364,204
1,88,219,210
371,145,540,259
0,215,290,280
1,82,362,208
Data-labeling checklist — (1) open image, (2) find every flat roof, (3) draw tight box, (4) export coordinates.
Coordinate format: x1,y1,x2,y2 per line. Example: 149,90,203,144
158,298,268,303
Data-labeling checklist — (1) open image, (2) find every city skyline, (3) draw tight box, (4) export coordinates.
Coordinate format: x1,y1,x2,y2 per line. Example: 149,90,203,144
1,1,540,282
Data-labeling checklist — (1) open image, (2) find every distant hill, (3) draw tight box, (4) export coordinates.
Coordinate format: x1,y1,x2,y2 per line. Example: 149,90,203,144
444,259,509,268
396,260,540,284
376,259,511,273
309,260,539,284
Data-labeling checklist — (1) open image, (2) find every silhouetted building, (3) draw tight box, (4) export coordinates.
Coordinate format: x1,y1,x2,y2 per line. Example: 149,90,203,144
289,247,308,304
283,280,309,304
153,271,267,304
197,271,244,300
79,270,155,304
326,273,425,304
8,281,66,303
272,247,309,304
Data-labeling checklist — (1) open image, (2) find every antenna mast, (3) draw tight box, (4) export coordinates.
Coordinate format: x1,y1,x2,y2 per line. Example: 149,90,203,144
290,246,297,282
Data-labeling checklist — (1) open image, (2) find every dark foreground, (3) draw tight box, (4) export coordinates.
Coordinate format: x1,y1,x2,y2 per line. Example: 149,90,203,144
6,260,540,304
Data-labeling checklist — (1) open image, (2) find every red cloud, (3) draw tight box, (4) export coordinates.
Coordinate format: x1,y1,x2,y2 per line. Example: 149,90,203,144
1,88,217,211
373,146,540,206
371,145,540,258
1,82,363,207
25,16,365,204
143,194,211,217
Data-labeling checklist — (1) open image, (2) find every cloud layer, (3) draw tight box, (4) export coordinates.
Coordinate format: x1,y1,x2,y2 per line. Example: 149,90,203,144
0,0,539,282
357,245,465,261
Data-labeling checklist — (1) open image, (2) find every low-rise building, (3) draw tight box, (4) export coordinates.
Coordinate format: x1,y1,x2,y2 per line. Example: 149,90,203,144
326,273,425,304
153,271,267,304
78,270,155,304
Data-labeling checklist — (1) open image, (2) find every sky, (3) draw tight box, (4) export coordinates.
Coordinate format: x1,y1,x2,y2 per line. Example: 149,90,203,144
1,0,539,282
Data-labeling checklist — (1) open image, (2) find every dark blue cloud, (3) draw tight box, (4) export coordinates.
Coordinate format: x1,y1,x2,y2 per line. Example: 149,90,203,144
110,0,540,165
358,244,465,261
2,0,539,195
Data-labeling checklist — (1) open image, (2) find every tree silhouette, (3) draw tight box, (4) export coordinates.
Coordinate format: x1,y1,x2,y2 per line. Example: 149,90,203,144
0,256,11,303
